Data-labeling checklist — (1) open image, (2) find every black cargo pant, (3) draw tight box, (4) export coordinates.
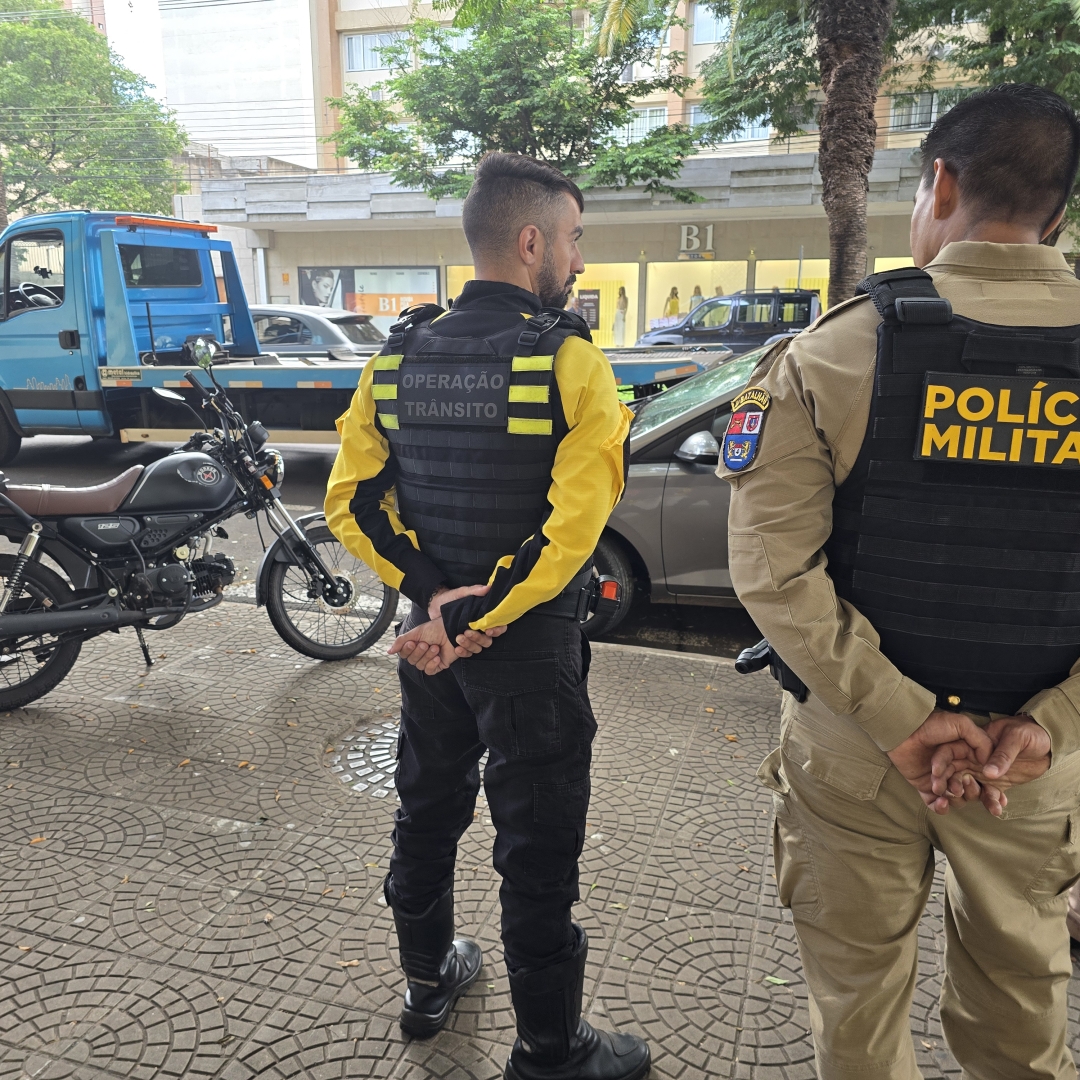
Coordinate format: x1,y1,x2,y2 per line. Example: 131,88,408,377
387,604,596,971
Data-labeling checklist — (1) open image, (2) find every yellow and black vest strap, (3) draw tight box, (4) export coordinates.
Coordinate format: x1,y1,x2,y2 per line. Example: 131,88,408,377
506,312,562,436
371,352,402,431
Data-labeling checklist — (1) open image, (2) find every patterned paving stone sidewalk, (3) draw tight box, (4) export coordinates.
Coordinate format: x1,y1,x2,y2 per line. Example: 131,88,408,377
2,601,1079,1080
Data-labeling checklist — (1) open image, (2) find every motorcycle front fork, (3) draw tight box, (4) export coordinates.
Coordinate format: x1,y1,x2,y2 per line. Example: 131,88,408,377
264,498,347,605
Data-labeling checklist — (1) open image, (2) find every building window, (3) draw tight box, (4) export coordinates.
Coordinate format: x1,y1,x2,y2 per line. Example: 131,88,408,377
692,3,730,44
890,91,937,131
690,106,769,141
345,32,403,72
618,107,668,144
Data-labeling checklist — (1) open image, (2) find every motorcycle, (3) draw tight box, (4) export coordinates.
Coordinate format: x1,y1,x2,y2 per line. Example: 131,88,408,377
0,349,398,709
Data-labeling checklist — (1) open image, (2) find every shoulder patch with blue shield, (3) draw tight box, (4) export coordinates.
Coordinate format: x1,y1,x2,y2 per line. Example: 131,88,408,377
723,386,771,471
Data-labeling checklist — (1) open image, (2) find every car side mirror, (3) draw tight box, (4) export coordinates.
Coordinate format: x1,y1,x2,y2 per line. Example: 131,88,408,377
675,430,720,465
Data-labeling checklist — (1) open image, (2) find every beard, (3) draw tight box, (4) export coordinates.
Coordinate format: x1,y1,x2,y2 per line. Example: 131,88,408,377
536,248,576,309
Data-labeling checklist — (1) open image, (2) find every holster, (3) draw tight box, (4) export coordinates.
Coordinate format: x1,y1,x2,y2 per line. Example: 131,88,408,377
735,638,808,702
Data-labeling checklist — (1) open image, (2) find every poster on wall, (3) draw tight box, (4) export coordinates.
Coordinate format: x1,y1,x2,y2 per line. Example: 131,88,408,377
577,289,601,331
298,268,343,308
297,266,440,335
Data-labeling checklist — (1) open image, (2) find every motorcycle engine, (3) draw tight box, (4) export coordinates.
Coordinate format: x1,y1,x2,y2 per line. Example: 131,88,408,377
126,563,194,608
191,553,236,596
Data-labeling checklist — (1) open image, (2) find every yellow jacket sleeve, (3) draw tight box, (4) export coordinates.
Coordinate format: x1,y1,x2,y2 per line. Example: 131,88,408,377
441,335,632,637
324,359,448,606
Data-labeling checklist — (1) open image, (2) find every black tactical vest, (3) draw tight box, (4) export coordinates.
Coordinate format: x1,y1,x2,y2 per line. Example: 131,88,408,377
825,268,1080,715
371,303,588,588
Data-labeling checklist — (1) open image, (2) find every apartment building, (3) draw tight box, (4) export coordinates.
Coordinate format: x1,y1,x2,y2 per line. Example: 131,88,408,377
195,0,977,342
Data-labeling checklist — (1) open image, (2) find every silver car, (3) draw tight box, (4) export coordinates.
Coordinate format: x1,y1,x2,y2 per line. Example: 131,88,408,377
250,304,386,360
586,345,769,635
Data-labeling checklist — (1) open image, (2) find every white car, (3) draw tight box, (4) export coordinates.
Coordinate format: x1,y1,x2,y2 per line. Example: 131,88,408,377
250,304,386,360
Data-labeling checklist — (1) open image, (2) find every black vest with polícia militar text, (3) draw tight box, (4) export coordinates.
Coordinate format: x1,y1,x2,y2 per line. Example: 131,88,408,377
371,302,589,588
824,267,1080,715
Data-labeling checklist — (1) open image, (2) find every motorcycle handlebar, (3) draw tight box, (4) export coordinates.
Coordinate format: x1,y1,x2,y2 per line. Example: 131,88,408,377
184,370,209,396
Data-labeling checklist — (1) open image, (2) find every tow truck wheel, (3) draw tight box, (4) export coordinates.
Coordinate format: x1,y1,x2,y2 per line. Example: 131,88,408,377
0,417,23,466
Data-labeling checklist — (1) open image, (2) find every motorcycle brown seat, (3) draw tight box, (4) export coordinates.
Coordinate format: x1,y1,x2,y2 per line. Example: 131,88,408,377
1,466,145,517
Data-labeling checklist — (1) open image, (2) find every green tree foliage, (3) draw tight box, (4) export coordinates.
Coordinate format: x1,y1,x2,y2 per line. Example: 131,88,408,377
329,0,700,203
694,0,1080,228
0,0,186,226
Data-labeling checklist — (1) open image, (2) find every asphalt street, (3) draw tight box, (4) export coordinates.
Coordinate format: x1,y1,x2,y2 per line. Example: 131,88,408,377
6,435,763,659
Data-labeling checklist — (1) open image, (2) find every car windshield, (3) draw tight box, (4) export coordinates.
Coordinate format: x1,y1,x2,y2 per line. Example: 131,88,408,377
332,316,384,344
631,346,771,439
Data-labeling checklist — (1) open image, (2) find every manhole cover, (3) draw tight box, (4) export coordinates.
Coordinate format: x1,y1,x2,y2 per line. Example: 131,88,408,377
325,720,400,799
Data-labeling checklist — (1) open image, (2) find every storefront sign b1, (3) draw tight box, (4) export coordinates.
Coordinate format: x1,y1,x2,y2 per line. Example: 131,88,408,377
680,224,715,253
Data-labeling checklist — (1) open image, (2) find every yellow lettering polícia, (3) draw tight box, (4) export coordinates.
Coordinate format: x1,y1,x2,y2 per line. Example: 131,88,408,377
1026,429,1059,464
962,426,977,459
1051,431,1080,465
977,427,1006,461
957,387,994,422
924,385,955,418
996,389,1025,424
1028,381,1048,423
921,423,961,458
1044,390,1079,426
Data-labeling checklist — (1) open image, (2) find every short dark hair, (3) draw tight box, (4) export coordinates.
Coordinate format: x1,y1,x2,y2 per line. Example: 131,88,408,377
920,83,1080,229
462,152,584,260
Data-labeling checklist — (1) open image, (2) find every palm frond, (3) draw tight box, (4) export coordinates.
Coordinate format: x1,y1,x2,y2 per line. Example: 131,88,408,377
726,0,741,80
596,0,652,56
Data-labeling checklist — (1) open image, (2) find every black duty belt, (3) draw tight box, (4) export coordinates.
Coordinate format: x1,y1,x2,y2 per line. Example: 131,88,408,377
531,567,595,620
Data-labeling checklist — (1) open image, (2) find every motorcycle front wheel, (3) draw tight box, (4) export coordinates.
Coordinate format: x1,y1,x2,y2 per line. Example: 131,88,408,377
265,524,398,660
0,556,82,709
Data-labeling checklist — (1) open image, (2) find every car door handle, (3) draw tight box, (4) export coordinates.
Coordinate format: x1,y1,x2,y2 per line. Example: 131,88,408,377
58,329,80,350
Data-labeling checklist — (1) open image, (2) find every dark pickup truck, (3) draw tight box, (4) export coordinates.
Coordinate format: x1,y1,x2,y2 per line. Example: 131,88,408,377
636,288,821,354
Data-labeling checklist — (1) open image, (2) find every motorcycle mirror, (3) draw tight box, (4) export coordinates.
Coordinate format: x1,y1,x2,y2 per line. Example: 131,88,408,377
192,337,215,369
152,386,186,403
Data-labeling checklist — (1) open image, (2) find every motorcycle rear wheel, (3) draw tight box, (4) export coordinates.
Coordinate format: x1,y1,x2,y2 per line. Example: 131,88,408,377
266,524,398,660
0,557,82,709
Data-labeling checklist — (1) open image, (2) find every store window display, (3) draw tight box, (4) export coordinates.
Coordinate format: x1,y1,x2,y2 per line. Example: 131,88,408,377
646,260,746,329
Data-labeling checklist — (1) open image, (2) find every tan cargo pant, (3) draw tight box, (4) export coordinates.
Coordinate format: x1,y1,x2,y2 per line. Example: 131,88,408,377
761,693,1080,1080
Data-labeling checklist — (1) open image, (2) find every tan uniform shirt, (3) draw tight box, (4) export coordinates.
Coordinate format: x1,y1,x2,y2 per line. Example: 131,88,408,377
720,241,1080,754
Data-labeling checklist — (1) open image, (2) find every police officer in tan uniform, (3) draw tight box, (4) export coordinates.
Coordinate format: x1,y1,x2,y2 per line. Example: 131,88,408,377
722,84,1080,1078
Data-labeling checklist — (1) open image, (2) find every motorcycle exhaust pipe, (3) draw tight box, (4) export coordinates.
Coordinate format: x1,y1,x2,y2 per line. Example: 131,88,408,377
0,607,148,638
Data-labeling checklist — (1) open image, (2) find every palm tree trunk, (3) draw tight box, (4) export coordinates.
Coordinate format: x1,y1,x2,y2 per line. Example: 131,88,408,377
816,0,895,307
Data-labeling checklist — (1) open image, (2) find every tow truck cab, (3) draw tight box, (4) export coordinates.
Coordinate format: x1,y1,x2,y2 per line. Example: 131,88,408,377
0,211,258,461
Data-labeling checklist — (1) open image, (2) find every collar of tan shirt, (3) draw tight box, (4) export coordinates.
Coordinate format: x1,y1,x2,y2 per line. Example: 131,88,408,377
924,240,1076,280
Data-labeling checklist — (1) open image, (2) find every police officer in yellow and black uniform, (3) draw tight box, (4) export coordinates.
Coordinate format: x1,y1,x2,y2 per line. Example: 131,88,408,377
724,85,1080,1078
325,152,650,1080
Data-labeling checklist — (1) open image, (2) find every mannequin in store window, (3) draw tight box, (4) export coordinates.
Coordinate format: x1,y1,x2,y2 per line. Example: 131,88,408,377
689,284,704,310
613,285,628,346
664,286,680,317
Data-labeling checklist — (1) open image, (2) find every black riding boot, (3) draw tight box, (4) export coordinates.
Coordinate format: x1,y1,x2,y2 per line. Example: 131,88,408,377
505,925,650,1080
385,876,483,1038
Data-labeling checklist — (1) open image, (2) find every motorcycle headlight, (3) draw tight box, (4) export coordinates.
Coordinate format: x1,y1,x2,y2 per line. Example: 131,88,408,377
259,448,285,487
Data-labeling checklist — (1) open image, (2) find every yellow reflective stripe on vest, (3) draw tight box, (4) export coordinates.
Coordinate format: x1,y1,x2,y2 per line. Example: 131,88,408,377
507,417,552,435
373,354,403,370
512,356,554,372
378,412,399,430
371,384,398,400
508,384,549,404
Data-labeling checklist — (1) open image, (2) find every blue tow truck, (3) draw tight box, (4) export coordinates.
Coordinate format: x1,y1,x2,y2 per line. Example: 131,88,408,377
0,211,729,463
